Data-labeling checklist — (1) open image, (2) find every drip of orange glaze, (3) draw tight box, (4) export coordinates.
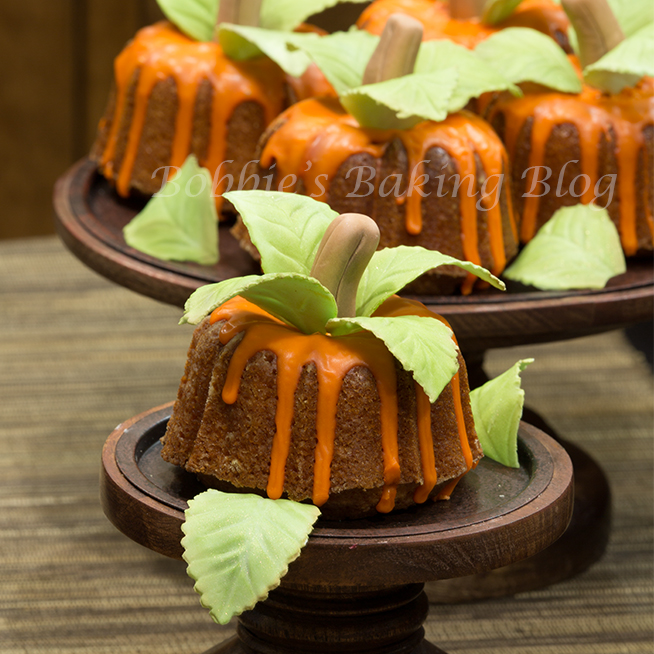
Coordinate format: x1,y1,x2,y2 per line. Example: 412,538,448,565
260,98,515,294
100,21,287,210
492,76,654,254
208,295,472,512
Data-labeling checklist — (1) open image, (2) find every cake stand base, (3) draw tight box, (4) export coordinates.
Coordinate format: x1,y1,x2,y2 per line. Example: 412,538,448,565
200,584,446,654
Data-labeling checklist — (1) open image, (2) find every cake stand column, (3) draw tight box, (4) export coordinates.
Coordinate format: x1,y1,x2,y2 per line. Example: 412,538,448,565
202,583,447,654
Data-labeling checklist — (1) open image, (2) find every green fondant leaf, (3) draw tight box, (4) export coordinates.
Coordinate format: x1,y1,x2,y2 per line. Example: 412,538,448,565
181,273,337,333
157,0,218,42
218,24,311,76
223,190,339,275
123,156,218,265
340,69,459,129
608,0,654,38
584,23,654,93
503,204,627,290
470,359,534,468
182,489,320,625
288,29,380,94
482,0,525,26
414,40,520,112
474,27,583,93
356,246,505,318
260,0,370,32
327,315,459,403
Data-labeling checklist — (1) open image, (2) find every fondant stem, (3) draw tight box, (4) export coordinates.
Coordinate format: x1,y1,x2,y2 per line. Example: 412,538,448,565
561,0,624,67
311,213,380,318
215,0,262,37
362,13,423,85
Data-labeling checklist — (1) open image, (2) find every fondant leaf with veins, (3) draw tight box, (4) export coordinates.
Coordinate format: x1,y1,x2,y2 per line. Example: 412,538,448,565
218,24,312,77
356,246,505,318
181,272,337,333
414,40,520,112
327,315,460,403
584,22,654,93
503,204,627,290
223,190,338,275
341,69,459,130
123,156,218,265
288,29,380,94
182,489,320,625
470,359,534,468
474,27,583,93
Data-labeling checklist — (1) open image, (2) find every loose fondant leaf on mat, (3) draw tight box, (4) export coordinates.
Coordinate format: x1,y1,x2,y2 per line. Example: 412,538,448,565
181,273,337,333
503,204,627,290
123,156,218,265
470,359,534,468
182,489,320,625
223,190,339,275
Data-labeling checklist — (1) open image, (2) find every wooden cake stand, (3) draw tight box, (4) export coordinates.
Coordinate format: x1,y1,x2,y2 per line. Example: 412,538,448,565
101,403,574,654
54,158,653,600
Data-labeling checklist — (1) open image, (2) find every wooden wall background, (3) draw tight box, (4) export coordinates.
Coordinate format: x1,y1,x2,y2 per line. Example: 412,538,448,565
0,0,163,240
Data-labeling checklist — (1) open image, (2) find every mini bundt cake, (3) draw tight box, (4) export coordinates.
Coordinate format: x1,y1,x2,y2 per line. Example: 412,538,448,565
161,294,482,520
250,98,518,294
357,0,570,50
483,0,654,255
91,20,333,215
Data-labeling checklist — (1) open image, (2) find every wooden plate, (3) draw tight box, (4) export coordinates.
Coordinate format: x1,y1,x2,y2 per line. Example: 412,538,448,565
54,158,653,353
101,402,573,587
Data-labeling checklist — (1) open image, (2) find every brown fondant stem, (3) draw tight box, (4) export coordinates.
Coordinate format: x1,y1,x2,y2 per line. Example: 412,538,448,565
216,0,262,34
449,0,487,21
362,13,424,85
310,213,380,318
561,0,624,67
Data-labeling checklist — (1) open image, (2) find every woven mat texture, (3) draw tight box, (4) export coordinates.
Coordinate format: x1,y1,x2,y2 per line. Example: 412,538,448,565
1,236,652,654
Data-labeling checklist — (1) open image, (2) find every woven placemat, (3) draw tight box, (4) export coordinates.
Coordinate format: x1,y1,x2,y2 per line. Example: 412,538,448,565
0,236,652,653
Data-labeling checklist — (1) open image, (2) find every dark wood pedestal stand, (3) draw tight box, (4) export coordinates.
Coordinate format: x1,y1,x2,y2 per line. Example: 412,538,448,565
101,404,574,654
56,159,652,603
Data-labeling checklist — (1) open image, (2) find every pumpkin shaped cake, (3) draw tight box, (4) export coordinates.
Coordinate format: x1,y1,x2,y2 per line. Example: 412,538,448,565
240,15,519,295
90,0,334,215
357,0,571,51
161,200,498,519
482,0,654,255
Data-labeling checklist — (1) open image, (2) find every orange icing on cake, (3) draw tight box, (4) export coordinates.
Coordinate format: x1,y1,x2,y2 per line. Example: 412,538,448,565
489,76,654,254
259,97,517,293
357,0,568,49
98,21,287,210
209,295,474,513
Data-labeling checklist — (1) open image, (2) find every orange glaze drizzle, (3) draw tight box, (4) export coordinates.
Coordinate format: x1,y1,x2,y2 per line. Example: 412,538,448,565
357,0,568,48
378,295,474,502
100,21,286,209
260,98,515,294
490,76,654,254
209,295,473,512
